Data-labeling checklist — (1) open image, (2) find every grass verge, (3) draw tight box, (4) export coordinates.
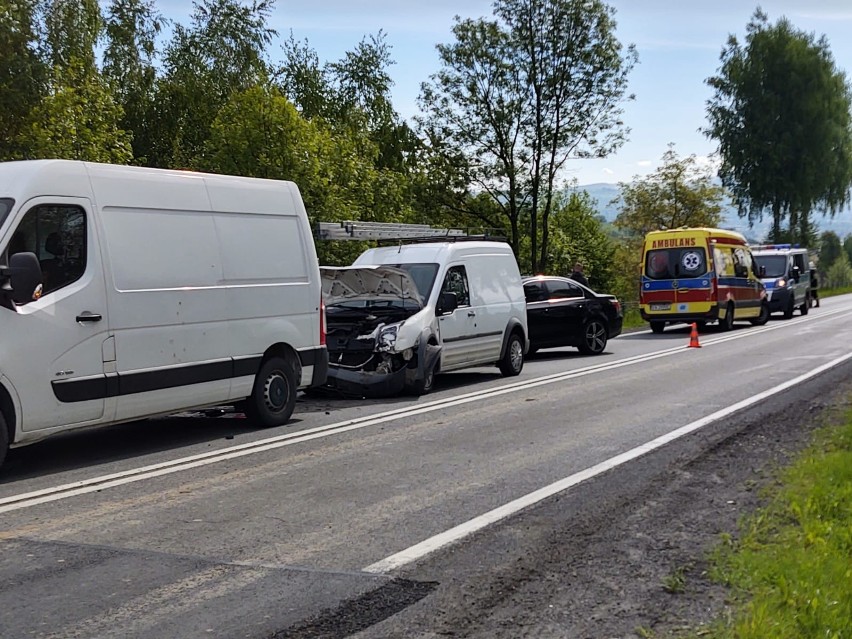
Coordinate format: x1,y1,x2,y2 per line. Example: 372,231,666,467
691,403,852,639
821,286,852,299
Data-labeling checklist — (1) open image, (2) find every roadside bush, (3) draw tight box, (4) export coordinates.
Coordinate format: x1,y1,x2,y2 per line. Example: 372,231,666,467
825,254,852,289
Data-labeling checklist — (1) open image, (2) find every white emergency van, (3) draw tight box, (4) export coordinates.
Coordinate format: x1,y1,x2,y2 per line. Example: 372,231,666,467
0,160,327,468
317,222,528,397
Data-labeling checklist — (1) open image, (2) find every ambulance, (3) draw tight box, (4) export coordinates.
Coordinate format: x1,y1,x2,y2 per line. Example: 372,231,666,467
640,227,769,333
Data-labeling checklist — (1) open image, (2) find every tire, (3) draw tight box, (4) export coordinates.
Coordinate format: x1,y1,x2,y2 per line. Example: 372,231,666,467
245,356,297,427
650,321,665,334
498,332,524,377
800,293,809,315
578,318,608,355
0,411,8,470
720,303,735,331
406,358,437,396
750,302,770,326
783,295,795,319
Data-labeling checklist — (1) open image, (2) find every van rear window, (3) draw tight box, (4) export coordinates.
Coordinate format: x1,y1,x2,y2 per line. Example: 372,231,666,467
645,248,707,280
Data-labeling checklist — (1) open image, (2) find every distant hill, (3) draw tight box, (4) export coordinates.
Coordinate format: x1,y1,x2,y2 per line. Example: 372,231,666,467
576,182,852,243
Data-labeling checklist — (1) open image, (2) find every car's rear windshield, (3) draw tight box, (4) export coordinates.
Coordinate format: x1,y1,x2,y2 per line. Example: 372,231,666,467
753,254,787,278
645,247,708,280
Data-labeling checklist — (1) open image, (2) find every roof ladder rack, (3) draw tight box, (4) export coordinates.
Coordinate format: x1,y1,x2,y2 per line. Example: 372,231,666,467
315,221,502,242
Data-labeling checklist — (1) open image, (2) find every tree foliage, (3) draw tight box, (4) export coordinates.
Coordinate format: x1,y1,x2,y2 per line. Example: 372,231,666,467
704,9,852,243
818,230,843,271
522,189,615,289
146,0,276,168
0,0,45,159
18,62,133,163
418,0,635,270
102,0,167,163
614,145,726,238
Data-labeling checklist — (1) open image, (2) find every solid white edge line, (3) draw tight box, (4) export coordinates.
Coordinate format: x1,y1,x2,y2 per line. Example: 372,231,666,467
362,350,852,574
2,306,850,512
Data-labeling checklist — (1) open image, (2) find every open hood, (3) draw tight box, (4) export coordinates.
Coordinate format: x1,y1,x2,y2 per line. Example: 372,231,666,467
321,265,424,305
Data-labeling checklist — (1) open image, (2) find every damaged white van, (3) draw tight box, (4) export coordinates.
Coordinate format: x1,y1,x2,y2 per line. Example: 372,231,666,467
321,240,528,397
0,160,327,469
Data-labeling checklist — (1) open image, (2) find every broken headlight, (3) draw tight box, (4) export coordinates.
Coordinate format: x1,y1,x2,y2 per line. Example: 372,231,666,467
375,322,402,352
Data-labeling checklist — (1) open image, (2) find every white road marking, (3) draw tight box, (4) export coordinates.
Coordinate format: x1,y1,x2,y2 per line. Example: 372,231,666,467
363,350,852,574
2,307,850,515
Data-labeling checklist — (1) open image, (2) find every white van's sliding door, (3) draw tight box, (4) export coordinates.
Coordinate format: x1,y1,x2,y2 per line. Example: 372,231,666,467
1,197,109,432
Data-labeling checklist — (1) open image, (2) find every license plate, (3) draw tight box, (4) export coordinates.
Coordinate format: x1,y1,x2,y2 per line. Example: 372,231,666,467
650,303,671,311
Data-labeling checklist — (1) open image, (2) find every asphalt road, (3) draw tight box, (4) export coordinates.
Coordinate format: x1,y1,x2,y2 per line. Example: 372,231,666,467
2,294,851,638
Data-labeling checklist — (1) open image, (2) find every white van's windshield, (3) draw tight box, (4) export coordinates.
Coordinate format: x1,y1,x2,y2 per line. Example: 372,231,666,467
389,263,440,300
645,248,708,280
753,255,787,278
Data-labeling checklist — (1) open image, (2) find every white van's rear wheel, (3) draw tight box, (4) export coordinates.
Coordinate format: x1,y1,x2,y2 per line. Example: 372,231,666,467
246,356,297,427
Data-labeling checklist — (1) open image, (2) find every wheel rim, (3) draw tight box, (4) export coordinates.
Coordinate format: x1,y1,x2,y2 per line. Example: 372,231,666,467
510,338,523,372
423,368,435,391
585,321,607,353
264,370,288,413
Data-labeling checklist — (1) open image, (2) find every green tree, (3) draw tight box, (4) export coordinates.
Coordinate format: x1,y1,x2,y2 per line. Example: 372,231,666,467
704,9,852,243
818,230,843,270
201,85,413,265
43,0,103,73
0,0,45,159
525,189,616,290
614,145,726,238
419,0,636,270
102,0,167,163
843,233,852,266
147,0,276,168
18,62,133,163
825,253,852,289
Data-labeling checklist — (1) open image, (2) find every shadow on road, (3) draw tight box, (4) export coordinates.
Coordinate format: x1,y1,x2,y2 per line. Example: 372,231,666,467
0,407,272,483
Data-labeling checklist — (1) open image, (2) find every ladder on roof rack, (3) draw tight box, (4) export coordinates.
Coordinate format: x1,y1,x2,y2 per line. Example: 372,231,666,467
315,221,505,243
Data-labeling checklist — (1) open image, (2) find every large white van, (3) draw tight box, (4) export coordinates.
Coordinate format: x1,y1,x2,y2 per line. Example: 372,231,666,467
321,240,528,397
0,160,327,468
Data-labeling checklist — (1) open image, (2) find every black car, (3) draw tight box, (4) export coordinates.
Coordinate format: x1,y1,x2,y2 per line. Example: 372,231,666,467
522,276,623,355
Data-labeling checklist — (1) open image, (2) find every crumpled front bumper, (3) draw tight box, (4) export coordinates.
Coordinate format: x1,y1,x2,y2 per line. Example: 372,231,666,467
324,362,408,398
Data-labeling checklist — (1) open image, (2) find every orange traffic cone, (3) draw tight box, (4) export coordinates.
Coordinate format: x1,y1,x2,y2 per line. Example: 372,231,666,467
688,322,701,348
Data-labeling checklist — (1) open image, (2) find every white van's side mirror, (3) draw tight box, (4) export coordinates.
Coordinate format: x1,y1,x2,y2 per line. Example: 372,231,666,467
7,252,43,304
437,291,458,316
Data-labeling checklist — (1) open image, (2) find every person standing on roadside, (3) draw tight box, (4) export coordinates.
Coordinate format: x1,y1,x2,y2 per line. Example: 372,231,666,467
569,262,589,287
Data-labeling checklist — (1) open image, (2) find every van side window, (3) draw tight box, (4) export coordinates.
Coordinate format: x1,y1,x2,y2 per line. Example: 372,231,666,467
793,253,806,276
732,248,749,278
441,265,470,307
10,205,87,297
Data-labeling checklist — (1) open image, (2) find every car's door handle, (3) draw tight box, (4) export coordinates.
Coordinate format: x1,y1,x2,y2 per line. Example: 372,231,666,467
677,288,689,293
467,310,476,317
76,312,102,323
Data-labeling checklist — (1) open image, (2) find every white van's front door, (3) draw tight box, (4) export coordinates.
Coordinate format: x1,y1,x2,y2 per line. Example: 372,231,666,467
436,264,477,369
1,197,109,432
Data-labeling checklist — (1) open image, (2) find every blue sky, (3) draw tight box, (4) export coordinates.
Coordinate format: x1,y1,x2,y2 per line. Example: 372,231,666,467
161,1,852,187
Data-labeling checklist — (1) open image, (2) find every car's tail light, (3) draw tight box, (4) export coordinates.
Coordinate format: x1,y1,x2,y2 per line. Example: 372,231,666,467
320,296,326,346
613,299,622,315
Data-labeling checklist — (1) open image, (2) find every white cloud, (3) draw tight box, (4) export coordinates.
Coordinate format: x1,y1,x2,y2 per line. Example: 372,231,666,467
602,168,614,175
637,160,652,167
